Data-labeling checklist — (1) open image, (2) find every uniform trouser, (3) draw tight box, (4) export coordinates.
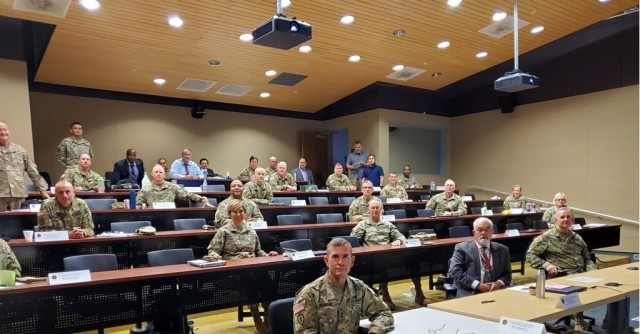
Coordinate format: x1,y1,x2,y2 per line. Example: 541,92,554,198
0,198,24,212
350,177,362,190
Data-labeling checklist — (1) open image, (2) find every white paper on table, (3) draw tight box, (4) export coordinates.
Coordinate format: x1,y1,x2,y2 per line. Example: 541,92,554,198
567,276,602,283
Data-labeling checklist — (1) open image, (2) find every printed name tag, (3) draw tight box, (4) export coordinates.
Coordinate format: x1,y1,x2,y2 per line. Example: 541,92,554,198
290,250,315,261
405,239,421,247
291,200,307,206
152,202,176,209
556,293,582,309
386,197,403,203
505,229,521,237
48,270,91,285
381,214,396,221
34,231,69,242
497,316,547,334
248,221,268,229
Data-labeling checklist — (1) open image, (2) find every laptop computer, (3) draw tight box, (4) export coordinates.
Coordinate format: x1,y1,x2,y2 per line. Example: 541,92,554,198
545,284,587,294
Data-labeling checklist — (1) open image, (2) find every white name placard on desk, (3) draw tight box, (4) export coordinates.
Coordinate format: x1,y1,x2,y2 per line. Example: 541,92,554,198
34,231,69,242
382,214,396,221
290,250,315,261
498,316,547,334
247,221,268,229
184,187,201,193
291,200,307,206
510,208,523,214
152,202,176,209
505,229,521,237
386,197,403,204
556,292,582,309
373,187,381,192
48,270,91,285
29,204,41,212
405,239,421,247
571,224,582,230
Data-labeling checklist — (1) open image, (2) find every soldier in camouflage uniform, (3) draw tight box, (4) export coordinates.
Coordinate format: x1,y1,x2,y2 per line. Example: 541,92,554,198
243,167,273,204
265,156,278,180
137,164,213,208
0,122,49,211
380,171,408,200
215,179,264,225
503,185,528,210
37,180,94,238
293,237,394,334
57,122,93,169
398,165,422,189
348,180,382,221
0,239,22,276
269,161,297,191
326,163,356,191
542,192,568,228
526,207,594,331
425,179,467,216
60,153,101,191
238,155,259,180
350,198,405,310
205,199,278,334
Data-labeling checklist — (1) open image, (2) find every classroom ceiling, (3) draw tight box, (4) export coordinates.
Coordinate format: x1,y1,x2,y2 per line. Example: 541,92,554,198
0,0,636,114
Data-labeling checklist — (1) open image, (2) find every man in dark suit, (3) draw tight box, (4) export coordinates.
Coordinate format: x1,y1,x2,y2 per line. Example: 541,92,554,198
449,217,512,297
111,149,144,186
290,157,313,184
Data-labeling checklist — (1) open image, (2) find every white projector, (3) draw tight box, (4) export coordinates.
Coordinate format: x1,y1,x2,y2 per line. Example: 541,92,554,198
252,16,312,50
494,72,540,92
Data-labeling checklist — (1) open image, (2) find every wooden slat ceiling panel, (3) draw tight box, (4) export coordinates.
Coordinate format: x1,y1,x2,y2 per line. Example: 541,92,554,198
1,0,636,113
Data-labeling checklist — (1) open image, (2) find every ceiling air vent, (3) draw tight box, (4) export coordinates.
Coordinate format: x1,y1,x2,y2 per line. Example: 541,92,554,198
480,16,529,38
385,67,426,81
215,84,253,97
13,0,72,18
176,78,216,93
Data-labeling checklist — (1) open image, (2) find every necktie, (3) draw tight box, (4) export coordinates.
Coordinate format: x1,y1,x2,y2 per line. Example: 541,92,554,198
184,163,190,175
129,164,137,181
479,246,493,283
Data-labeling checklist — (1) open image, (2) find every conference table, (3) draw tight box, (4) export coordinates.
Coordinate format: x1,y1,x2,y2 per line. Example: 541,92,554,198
429,263,638,334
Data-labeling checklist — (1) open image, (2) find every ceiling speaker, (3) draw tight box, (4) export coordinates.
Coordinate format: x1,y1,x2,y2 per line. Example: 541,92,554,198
191,106,206,119
499,94,516,114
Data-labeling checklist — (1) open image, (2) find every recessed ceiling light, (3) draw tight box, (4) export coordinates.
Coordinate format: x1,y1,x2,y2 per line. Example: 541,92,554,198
168,16,184,28
476,51,488,58
392,29,405,37
80,0,100,10
392,64,404,71
299,45,312,53
239,33,253,42
341,15,355,25
492,11,507,21
598,0,610,2
260,92,270,98
348,55,361,63
265,70,277,76
282,0,291,7
447,0,462,7
431,72,442,77
531,25,544,34
153,78,166,85
208,60,221,66
437,41,450,49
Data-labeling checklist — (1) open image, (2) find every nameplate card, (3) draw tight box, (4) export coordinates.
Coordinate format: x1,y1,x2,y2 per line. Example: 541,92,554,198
405,239,421,247
184,187,201,193
48,270,91,286
290,250,315,261
247,221,268,229
373,187,381,192
510,208,523,214
381,214,396,222
571,224,582,230
497,316,547,334
485,209,494,215
291,200,307,206
50,187,55,192
152,202,176,209
505,229,521,237
29,204,41,212
463,195,473,201
34,231,69,242
556,293,582,309
386,197,403,204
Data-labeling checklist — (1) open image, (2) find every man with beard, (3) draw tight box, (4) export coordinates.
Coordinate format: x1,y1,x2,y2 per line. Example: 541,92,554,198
215,179,264,225
448,217,511,297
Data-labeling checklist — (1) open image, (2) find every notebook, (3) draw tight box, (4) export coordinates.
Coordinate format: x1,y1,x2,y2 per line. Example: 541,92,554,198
187,259,226,268
545,284,587,294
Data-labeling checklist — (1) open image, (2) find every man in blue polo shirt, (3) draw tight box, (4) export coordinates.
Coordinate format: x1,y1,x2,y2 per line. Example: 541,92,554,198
363,154,384,187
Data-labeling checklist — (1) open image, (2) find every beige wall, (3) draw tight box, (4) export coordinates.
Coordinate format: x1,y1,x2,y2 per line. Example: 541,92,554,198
0,59,34,154
29,92,324,179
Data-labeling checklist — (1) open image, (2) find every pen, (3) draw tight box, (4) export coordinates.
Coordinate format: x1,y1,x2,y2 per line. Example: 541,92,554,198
481,300,495,304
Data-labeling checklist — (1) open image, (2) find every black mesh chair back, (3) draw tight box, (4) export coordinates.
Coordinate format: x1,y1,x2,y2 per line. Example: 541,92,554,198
202,184,225,192
110,221,151,233
506,222,524,231
491,206,504,213
268,297,295,334
277,214,303,226
174,218,207,230
574,217,586,225
409,229,436,235
449,226,471,238
385,209,407,219
189,198,218,207
273,197,298,205
338,197,355,205
470,207,482,214
147,249,194,267
420,194,431,201
280,239,313,252
417,209,435,217
331,236,360,247
39,171,52,187
377,195,387,203
63,254,118,272
316,213,344,224
533,220,548,230
84,198,117,210
308,197,329,205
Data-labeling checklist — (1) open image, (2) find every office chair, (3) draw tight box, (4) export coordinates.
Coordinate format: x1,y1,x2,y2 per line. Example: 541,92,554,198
147,249,194,267
277,215,306,240
448,226,471,238
316,213,344,223
331,236,360,247
434,258,457,299
273,197,298,205
189,197,218,207
533,220,548,230
110,221,152,233
417,208,435,217
420,194,431,201
39,171,52,188
338,197,355,205
268,297,295,334
308,196,329,205
574,217,586,225
385,209,407,219
201,184,225,192
491,206,504,213
505,222,524,231
84,198,117,210
377,195,387,203
470,207,482,214
173,218,207,230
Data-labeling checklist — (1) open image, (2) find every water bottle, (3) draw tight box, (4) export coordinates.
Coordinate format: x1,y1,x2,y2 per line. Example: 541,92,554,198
536,268,546,298
481,202,487,216
202,178,207,191
129,191,136,210
97,177,105,193
141,173,150,188
430,181,436,191
293,172,297,181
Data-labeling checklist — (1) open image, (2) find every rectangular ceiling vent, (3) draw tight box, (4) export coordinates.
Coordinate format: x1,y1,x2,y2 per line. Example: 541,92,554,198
215,84,253,97
385,67,426,81
176,78,216,93
480,16,529,38
13,0,72,18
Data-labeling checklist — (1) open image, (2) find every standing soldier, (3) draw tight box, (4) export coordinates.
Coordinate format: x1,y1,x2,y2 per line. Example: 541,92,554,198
57,122,92,169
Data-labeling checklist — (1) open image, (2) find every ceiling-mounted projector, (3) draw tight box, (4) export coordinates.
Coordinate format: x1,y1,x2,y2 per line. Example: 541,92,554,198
494,72,539,92
252,16,312,50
